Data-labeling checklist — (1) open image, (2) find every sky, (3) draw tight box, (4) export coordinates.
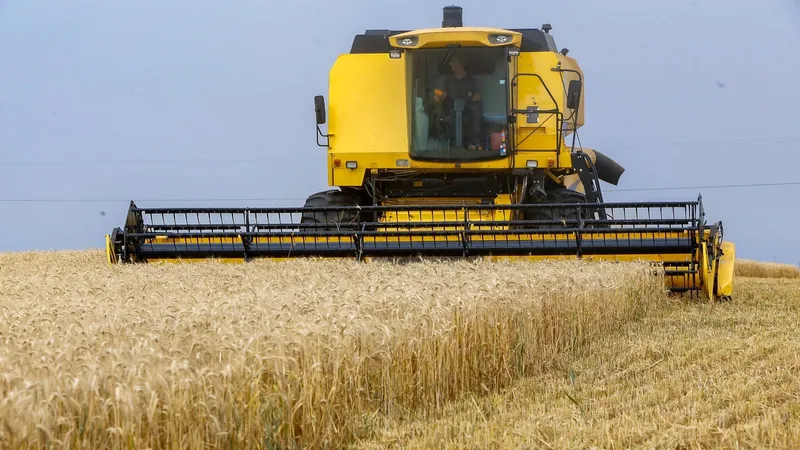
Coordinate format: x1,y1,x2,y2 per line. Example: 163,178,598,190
1,0,799,263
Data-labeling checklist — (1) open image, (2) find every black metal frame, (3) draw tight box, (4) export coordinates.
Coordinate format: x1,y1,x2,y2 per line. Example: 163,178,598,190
571,150,605,207
110,199,707,268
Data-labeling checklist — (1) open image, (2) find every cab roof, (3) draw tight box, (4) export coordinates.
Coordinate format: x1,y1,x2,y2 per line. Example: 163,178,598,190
350,27,558,54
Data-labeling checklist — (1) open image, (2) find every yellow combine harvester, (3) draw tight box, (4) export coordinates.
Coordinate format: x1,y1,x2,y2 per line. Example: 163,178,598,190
106,6,735,301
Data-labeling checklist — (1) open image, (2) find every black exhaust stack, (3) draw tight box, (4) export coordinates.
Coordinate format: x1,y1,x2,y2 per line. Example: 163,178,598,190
442,6,463,27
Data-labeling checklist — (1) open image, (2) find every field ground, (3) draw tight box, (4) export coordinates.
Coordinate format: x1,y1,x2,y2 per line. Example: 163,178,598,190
0,251,798,449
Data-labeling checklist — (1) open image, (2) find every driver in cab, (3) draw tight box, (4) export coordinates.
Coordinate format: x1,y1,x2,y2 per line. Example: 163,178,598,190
432,55,483,150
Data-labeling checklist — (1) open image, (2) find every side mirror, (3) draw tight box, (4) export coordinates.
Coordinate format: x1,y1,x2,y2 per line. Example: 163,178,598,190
314,95,326,125
566,79,582,110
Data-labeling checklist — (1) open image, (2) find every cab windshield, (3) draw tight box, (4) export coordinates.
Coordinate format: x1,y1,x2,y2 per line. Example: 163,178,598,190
408,47,510,162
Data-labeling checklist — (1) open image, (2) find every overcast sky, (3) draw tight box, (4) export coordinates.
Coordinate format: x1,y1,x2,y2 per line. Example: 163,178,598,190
1,0,799,263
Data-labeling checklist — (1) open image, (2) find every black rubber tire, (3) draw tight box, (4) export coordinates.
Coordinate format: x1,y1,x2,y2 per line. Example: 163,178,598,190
300,189,363,232
523,188,590,228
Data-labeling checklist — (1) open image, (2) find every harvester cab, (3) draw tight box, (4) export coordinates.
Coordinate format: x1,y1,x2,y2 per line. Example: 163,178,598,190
106,6,735,302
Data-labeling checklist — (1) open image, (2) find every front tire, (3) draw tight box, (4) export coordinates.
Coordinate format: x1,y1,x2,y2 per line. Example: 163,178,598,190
300,189,364,232
523,188,591,228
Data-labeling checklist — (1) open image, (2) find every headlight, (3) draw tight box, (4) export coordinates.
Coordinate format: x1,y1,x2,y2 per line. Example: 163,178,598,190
395,36,418,46
489,34,512,45
346,161,358,169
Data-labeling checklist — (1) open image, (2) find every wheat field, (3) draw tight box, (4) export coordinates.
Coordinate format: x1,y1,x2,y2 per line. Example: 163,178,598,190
735,258,800,279
0,250,664,449
358,262,800,449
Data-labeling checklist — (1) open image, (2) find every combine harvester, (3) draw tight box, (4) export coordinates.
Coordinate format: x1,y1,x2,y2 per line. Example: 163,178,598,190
106,6,735,301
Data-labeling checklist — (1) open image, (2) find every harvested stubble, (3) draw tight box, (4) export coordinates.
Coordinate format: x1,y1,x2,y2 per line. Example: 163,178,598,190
735,258,800,279
0,250,664,449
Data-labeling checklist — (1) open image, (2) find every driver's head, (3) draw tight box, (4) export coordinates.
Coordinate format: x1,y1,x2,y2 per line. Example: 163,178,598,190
448,55,466,72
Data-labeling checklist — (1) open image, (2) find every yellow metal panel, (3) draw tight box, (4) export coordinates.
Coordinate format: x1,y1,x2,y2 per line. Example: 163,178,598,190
555,53,585,132
716,241,735,298
384,197,483,206
139,232,694,246
328,53,409,156
327,153,333,186
382,194,511,207
511,152,571,170
376,207,512,234
331,151,507,172
514,52,562,153
329,151,572,175
700,242,714,300
484,253,694,264
331,166,367,186
562,173,583,193
146,258,247,264
105,234,116,264
390,27,522,49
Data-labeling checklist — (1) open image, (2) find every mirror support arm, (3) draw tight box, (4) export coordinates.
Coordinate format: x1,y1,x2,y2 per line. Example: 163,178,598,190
316,125,330,148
